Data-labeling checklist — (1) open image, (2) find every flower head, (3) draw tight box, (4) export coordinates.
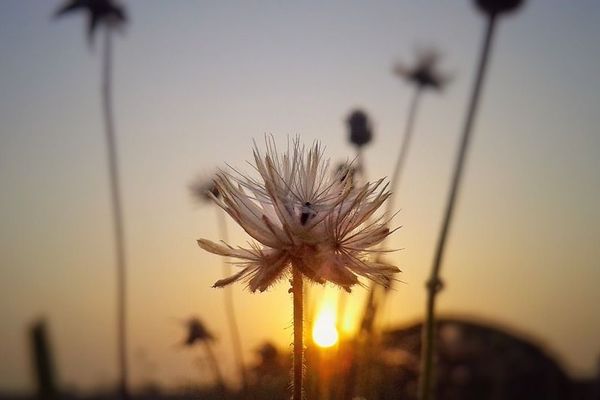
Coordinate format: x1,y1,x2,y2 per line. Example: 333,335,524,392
182,317,215,347
55,0,127,44
347,109,373,148
394,48,450,91
189,174,220,204
197,137,400,293
335,161,360,185
474,0,525,17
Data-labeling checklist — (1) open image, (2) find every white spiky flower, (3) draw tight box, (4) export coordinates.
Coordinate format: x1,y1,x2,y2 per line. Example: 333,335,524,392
197,137,399,292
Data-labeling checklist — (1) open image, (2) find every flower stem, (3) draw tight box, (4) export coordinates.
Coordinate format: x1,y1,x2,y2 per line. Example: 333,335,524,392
418,13,498,400
102,26,129,400
355,146,366,180
216,209,248,391
359,85,423,339
386,86,423,226
203,340,226,392
292,269,304,400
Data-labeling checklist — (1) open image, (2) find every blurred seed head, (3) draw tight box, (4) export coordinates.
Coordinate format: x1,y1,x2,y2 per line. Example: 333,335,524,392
393,48,451,91
256,342,279,364
347,109,373,148
182,317,215,347
335,161,359,185
55,0,127,45
189,174,220,204
474,0,525,17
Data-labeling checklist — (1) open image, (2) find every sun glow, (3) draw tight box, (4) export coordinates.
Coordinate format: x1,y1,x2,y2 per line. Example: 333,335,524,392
312,290,339,348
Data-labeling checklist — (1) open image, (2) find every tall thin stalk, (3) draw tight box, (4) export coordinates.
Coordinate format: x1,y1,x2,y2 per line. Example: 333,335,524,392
102,26,129,400
386,87,423,225
216,209,248,391
292,268,304,400
360,86,423,337
203,340,226,392
355,147,365,179
418,14,498,400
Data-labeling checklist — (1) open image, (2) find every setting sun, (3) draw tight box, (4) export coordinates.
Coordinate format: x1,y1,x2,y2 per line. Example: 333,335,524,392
312,294,339,348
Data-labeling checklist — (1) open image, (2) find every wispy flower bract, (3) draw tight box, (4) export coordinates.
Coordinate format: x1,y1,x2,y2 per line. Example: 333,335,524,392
198,137,399,293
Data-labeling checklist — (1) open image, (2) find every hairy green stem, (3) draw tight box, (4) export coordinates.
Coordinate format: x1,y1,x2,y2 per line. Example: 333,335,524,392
102,27,129,400
418,13,497,400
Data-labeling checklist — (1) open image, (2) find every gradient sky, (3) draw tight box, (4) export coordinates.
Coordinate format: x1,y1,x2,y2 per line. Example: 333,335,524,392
1,0,599,393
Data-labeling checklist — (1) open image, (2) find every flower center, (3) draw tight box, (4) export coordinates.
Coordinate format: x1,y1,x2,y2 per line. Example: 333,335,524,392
300,201,316,225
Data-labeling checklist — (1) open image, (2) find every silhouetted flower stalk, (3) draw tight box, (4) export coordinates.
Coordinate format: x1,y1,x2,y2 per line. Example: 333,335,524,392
388,48,450,231
216,209,249,391
190,177,248,391
347,109,373,179
197,137,399,400
418,2,525,399
292,268,304,400
360,48,449,340
55,2,129,398
101,27,130,400
182,318,226,391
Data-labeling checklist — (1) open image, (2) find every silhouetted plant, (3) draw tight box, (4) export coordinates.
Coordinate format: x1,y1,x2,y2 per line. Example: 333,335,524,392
54,1,129,398
189,175,248,391
249,342,289,398
29,319,58,400
190,176,220,203
197,136,399,400
390,47,450,214
419,2,526,400
334,161,359,185
475,0,524,16
182,317,226,391
359,47,450,359
347,109,373,178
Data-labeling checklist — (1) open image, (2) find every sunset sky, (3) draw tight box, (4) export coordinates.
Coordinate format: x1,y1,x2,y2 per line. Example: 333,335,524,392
1,0,599,393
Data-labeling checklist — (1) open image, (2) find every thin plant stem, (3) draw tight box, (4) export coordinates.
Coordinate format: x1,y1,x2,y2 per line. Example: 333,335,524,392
102,26,129,400
386,86,423,225
203,340,226,392
418,13,498,400
359,85,423,338
355,146,365,179
292,268,304,400
216,209,248,391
